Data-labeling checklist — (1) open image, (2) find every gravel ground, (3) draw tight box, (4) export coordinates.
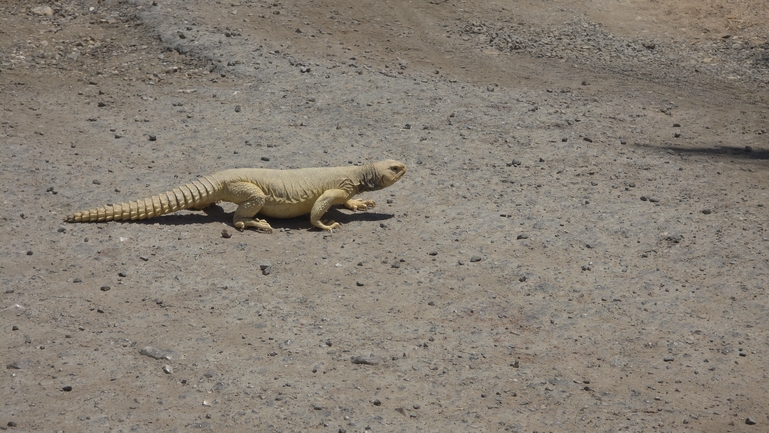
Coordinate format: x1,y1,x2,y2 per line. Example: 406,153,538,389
460,18,769,94
2,0,768,432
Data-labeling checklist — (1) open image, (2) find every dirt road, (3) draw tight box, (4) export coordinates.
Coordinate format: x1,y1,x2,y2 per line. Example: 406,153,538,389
2,0,768,431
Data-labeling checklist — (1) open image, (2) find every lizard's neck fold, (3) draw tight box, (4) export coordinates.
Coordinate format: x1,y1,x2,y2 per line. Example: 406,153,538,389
356,164,380,192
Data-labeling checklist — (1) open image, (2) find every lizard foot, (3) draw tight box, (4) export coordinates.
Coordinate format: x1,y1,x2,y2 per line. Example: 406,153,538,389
344,199,376,211
234,218,273,233
315,220,340,232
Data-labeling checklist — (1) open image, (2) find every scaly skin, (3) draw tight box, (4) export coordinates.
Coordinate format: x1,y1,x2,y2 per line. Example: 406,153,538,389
65,160,406,233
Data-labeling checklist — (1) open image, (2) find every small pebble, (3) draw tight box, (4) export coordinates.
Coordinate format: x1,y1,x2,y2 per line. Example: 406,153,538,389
649,197,660,203
221,229,232,238
260,264,271,275
140,346,182,361
148,134,157,141
26,250,33,256
470,256,482,262
351,355,381,365
62,386,73,392
517,233,529,240
701,209,712,215
663,356,674,362
372,399,382,406
163,365,173,374
746,417,756,425
100,286,110,292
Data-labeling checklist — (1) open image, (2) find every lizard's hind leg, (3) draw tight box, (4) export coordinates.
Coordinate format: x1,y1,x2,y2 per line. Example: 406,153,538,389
225,182,274,233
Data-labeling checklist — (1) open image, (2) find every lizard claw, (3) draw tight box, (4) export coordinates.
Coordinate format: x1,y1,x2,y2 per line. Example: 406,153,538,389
234,218,273,233
344,199,376,211
316,220,340,232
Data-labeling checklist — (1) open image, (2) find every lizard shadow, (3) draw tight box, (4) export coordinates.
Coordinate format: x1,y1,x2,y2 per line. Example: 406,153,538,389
135,204,395,231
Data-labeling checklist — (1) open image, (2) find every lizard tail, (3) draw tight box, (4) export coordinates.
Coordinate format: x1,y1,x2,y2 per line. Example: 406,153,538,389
65,176,221,223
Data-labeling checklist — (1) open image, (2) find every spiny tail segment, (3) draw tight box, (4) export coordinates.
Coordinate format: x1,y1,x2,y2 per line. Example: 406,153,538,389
65,176,221,223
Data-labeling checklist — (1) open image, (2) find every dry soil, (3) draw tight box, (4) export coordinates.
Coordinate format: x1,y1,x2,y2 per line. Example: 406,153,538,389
2,0,768,432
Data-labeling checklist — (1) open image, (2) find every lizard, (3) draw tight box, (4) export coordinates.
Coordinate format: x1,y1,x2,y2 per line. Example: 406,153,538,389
64,159,406,233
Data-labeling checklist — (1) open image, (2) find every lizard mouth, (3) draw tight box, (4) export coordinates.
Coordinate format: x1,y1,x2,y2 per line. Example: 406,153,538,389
382,163,406,186
393,165,406,180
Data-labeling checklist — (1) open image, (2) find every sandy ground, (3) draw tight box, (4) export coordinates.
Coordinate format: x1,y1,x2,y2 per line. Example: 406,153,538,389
2,0,768,432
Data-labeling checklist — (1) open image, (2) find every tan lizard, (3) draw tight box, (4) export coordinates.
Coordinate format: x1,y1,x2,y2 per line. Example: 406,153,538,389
65,159,406,233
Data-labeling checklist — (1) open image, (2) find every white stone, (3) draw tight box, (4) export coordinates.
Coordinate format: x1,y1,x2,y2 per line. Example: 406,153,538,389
31,6,54,16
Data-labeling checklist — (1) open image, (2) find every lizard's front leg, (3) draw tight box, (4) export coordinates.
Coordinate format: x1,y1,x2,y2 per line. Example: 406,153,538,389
227,182,274,233
310,189,350,231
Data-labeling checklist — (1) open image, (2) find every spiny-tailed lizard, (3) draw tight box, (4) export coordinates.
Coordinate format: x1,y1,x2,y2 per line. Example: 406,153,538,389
65,159,406,233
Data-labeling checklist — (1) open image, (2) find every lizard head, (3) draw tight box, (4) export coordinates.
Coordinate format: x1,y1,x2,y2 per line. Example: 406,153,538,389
372,159,406,189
